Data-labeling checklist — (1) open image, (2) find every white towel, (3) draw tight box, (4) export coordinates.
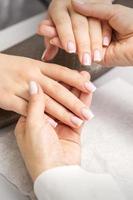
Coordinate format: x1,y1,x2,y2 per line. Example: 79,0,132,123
82,78,133,200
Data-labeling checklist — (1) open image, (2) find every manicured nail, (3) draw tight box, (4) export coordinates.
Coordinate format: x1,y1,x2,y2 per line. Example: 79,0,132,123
71,116,83,127
103,36,110,46
47,118,58,128
94,49,102,62
67,41,76,53
41,49,47,61
85,82,96,93
81,108,94,120
82,53,91,66
29,81,38,95
73,0,85,4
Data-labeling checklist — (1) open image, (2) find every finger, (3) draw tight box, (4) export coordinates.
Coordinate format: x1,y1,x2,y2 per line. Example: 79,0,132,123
39,19,54,27
50,37,63,49
41,45,59,62
102,21,112,47
44,93,83,128
38,24,57,38
40,75,92,120
49,5,76,53
70,10,91,66
14,116,26,138
72,1,133,35
88,18,103,63
0,91,27,116
26,81,46,128
70,71,90,98
72,1,115,20
44,37,50,49
79,71,94,108
40,63,97,93
45,114,58,128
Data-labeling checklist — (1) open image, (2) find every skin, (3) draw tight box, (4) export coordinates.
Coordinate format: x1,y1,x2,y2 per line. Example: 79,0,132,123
15,72,92,182
38,0,113,64
0,53,94,128
15,3,133,184
72,1,133,66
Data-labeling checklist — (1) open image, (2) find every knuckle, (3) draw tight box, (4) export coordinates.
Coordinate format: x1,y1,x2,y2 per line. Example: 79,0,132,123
71,98,82,112
78,43,90,52
80,71,91,80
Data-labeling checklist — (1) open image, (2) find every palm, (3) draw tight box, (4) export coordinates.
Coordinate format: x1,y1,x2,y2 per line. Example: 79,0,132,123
104,36,133,66
55,122,81,165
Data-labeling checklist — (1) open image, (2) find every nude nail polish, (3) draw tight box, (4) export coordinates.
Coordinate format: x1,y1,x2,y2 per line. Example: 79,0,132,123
67,41,76,53
29,81,38,95
47,118,58,128
41,49,47,61
103,36,110,46
71,116,83,127
94,49,102,62
85,82,96,93
82,53,91,66
81,108,94,120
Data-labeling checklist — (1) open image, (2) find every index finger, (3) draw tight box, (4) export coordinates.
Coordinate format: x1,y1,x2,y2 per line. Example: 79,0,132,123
49,2,76,53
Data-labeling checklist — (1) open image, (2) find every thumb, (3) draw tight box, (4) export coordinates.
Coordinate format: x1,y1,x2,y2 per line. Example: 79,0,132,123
26,81,45,128
72,1,133,35
72,0,116,21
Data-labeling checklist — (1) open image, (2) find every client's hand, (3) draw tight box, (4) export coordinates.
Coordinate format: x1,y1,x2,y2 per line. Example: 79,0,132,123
38,0,113,65
0,53,95,128
15,72,92,182
72,1,133,66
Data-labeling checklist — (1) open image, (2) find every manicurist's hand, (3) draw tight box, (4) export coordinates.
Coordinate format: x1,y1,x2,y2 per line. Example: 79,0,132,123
72,1,133,66
0,53,95,128
15,73,93,181
38,0,113,65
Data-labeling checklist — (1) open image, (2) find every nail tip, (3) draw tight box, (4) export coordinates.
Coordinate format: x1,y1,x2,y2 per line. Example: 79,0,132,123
41,50,47,61
71,116,83,127
29,81,38,95
85,82,97,93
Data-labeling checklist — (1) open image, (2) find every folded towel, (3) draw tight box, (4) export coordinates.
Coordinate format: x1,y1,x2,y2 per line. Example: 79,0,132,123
82,78,133,200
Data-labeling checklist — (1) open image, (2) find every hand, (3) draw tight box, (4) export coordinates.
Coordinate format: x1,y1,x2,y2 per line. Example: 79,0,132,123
0,53,95,128
15,74,92,182
38,0,113,65
72,1,133,66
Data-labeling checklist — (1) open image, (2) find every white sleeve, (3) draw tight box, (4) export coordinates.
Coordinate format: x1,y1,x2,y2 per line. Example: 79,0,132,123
34,165,125,200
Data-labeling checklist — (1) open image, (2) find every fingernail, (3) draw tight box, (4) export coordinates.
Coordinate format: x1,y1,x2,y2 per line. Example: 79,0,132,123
73,0,85,4
47,118,58,128
41,49,47,61
67,41,76,53
71,116,83,127
82,53,91,66
94,49,102,62
81,108,94,120
29,81,38,95
85,82,96,93
103,36,110,46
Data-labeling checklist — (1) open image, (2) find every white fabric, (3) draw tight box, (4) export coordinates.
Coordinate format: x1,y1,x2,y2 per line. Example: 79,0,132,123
34,165,125,200
81,78,133,200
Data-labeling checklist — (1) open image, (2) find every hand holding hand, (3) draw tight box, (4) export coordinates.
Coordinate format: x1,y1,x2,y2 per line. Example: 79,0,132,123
72,1,133,66
15,74,92,181
0,54,95,128
38,0,113,65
